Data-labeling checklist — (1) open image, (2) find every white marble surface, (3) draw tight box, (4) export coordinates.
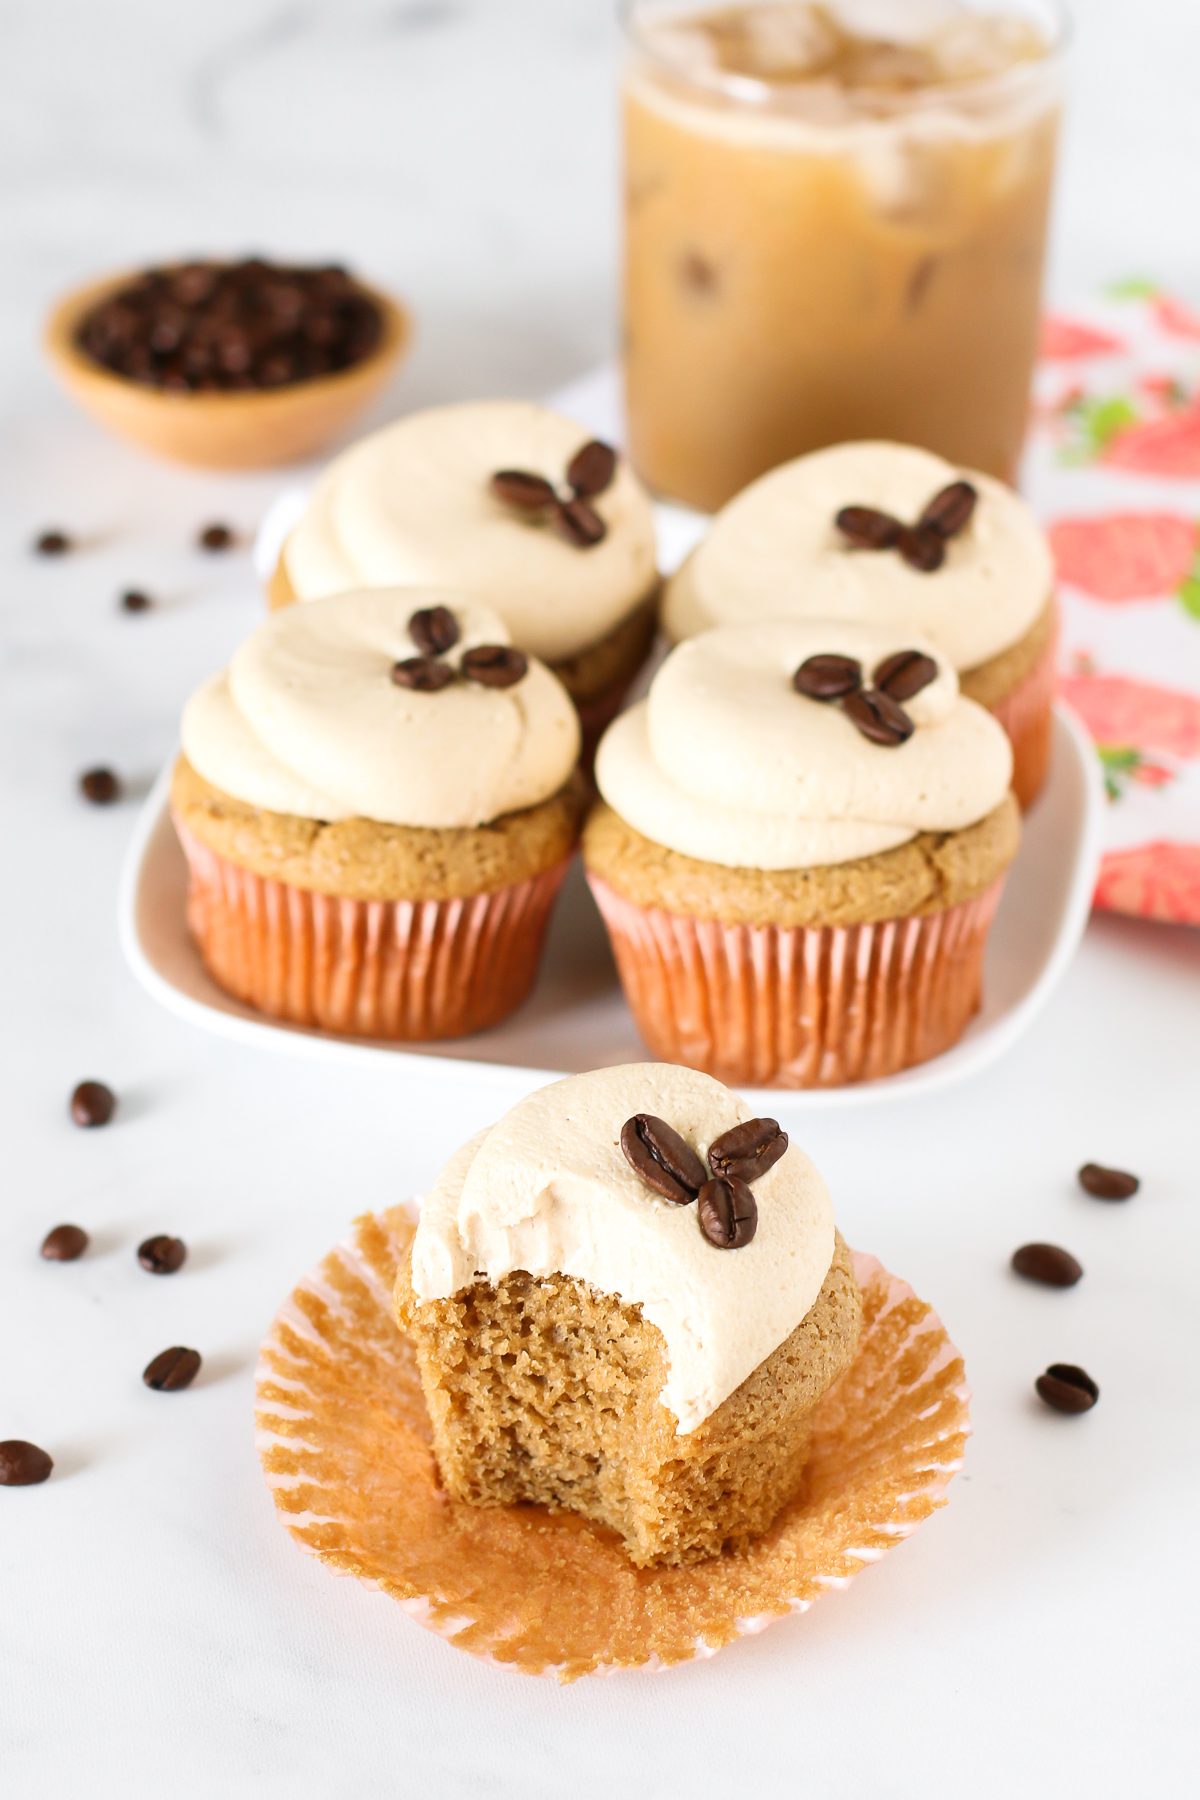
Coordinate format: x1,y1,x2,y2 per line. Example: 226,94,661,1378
2,3,1200,1796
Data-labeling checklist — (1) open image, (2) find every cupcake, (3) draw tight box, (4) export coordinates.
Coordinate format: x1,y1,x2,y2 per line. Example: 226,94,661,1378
269,399,661,748
173,587,585,1039
662,441,1056,808
394,1062,862,1568
584,618,1019,1088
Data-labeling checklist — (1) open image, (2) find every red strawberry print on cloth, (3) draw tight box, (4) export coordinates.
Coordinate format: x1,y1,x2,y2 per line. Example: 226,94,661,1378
1103,403,1200,479
1040,316,1125,361
1094,843,1200,924
1050,514,1198,602
1057,674,1200,760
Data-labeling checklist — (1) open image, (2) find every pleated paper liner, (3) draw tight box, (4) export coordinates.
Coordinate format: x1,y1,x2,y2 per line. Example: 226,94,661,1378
173,816,569,1039
255,1208,970,1682
988,621,1058,811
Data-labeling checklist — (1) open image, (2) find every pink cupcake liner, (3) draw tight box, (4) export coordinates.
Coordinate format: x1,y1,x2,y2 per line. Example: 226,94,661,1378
987,610,1059,809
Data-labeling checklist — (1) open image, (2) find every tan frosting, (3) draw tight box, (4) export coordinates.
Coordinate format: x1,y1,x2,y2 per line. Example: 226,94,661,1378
595,617,1013,869
662,440,1054,671
282,400,659,665
181,588,580,829
410,1064,835,1434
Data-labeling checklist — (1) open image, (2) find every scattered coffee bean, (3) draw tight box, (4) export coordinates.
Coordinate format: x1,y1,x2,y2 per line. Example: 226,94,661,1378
566,439,617,499
490,469,557,511
1035,1363,1099,1414
1078,1162,1139,1201
793,653,862,702
41,1224,89,1262
120,588,153,613
35,529,72,556
391,656,456,692
460,644,528,688
842,688,914,746
620,1114,708,1203
708,1118,788,1184
143,1347,202,1391
697,1176,758,1249
1012,1243,1083,1287
198,522,234,552
0,1440,53,1486
919,479,977,539
835,505,901,550
407,605,459,658
70,1080,116,1128
873,649,938,703
549,496,607,548
79,767,120,805
896,524,946,572
137,1235,187,1275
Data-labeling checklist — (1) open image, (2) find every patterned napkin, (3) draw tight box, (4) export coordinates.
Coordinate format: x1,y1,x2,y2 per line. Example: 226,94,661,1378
1027,282,1200,925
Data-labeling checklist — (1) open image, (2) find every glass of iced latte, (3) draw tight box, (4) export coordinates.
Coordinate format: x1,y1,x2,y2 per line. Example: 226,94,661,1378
622,0,1068,509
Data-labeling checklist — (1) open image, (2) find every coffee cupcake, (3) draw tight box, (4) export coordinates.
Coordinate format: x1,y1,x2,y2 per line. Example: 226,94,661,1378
270,399,660,748
174,588,585,1039
662,441,1056,808
584,618,1019,1088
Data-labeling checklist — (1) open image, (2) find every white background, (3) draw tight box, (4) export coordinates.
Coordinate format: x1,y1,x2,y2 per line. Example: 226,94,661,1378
2,3,1199,1795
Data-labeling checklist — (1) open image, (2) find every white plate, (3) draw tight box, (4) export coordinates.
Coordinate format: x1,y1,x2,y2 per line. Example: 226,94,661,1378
117,707,1104,1113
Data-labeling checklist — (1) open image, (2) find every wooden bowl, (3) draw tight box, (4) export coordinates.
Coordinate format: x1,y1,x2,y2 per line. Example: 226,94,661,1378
42,269,412,470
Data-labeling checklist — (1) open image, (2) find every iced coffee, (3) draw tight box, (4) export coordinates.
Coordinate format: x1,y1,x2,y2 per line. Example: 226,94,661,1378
622,1,1067,509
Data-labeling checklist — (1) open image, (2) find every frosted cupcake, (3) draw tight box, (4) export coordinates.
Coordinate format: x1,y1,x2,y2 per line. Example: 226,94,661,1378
270,399,660,746
662,441,1056,808
394,1062,862,1568
173,588,584,1039
584,618,1018,1088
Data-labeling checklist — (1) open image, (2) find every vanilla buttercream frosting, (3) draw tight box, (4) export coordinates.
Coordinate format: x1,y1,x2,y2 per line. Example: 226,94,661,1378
662,441,1053,672
409,1063,835,1434
282,400,659,665
595,617,1013,869
181,588,580,828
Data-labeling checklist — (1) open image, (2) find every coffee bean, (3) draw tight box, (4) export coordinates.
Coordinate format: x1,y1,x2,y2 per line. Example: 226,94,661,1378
143,1347,202,1391
198,523,234,552
70,1080,116,1128
138,1235,187,1275
0,1441,53,1485
1012,1243,1083,1287
549,497,607,548
408,605,459,657
391,656,456,692
491,469,557,511
919,480,977,539
620,1114,707,1203
79,767,120,805
707,1118,788,1184
896,524,946,572
41,1224,89,1262
35,530,72,556
835,505,901,550
841,688,915,746
460,645,528,689
1035,1364,1098,1414
566,439,617,499
1078,1163,1139,1201
793,653,862,702
873,649,938,702
120,588,153,613
697,1176,758,1248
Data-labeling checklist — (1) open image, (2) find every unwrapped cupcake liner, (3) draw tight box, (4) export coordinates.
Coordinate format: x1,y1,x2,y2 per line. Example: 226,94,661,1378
586,873,1005,1089
986,617,1058,810
174,816,569,1040
255,1207,970,1682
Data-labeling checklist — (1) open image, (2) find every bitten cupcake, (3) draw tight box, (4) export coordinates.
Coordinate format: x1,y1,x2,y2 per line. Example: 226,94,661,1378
584,618,1019,1088
173,588,585,1039
269,399,661,747
662,441,1056,808
394,1062,862,1568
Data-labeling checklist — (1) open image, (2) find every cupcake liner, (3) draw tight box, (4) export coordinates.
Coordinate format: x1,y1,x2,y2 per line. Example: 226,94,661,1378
987,617,1059,810
173,816,568,1040
255,1207,970,1683
586,873,1005,1089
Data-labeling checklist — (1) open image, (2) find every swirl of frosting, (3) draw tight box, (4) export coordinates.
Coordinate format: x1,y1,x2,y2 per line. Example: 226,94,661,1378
595,618,1013,869
283,400,659,665
181,588,580,828
409,1063,835,1434
662,440,1054,671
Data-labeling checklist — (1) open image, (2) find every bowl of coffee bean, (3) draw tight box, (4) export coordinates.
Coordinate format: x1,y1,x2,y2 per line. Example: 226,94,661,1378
43,256,411,468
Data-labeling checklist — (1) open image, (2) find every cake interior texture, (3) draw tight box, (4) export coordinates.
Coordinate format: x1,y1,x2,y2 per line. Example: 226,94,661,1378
394,1231,862,1567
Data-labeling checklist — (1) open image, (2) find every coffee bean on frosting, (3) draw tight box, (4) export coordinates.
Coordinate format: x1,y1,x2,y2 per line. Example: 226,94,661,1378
35,529,72,556
391,656,456,692
896,523,946,572
1012,1243,1083,1287
873,649,938,703
0,1440,53,1485
460,644,528,688
41,1224,89,1262
842,688,915,746
79,767,120,805
143,1347,202,1391
138,1235,187,1275
1078,1163,1139,1200
707,1118,788,1184
490,469,557,511
1035,1363,1099,1414
566,439,617,499
697,1176,758,1249
620,1114,707,1203
70,1080,116,1128
835,505,901,550
549,496,607,548
793,653,862,702
407,605,459,658
919,479,977,539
